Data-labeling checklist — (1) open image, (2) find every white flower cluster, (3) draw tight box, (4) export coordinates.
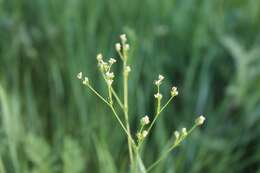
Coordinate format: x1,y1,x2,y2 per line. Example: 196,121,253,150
174,127,187,141
77,72,89,86
115,34,130,56
140,115,150,126
154,93,163,99
171,86,178,97
96,53,116,86
137,130,148,141
173,115,206,145
155,74,164,86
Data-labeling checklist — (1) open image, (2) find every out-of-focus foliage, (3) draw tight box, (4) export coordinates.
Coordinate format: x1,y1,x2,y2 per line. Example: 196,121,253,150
0,0,260,172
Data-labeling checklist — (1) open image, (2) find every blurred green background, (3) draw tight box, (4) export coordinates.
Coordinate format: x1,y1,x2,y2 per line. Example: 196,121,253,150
0,0,260,172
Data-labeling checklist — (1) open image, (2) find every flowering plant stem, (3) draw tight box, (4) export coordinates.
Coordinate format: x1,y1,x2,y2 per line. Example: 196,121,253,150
77,34,206,173
85,83,135,145
123,60,134,165
137,96,174,149
148,96,174,134
146,124,197,172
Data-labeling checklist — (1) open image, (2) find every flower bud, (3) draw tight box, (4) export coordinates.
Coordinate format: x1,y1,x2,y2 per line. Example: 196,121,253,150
154,93,163,99
141,115,150,125
181,128,187,136
109,58,116,64
96,53,103,61
106,72,115,79
142,130,148,138
77,72,83,79
115,43,121,52
171,86,178,97
195,115,206,125
83,77,89,85
120,34,127,43
174,131,180,139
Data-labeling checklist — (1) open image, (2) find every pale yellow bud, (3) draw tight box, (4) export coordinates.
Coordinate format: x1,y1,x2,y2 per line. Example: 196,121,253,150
115,43,121,52
154,93,163,99
181,128,187,136
82,77,89,85
109,58,116,64
174,131,180,139
120,34,127,43
142,130,148,138
171,86,178,97
141,115,150,125
77,72,82,79
195,115,206,125
96,53,103,61
106,72,115,79
158,74,164,81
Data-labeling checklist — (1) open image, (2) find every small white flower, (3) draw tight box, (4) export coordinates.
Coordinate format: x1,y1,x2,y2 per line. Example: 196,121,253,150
106,72,115,79
181,128,187,136
124,44,130,51
82,77,89,85
109,58,116,64
125,66,131,73
142,130,148,138
137,132,142,140
171,86,178,97
141,115,150,125
120,34,127,43
155,74,165,86
96,53,103,61
155,80,160,85
77,72,82,79
115,43,121,52
195,115,206,125
158,74,164,81
174,131,180,139
154,93,163,99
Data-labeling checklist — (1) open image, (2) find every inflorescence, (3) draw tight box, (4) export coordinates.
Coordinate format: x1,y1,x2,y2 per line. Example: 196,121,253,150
76,34,206,172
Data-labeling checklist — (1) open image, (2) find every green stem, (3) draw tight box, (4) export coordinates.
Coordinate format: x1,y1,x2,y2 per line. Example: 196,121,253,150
147,96,174,134
108,85,113,104
123,61,134,164
137,96,174,149
109,105,136,145
111,87,124,109
146,124,198,172
87,84,135,145
87,84,110,106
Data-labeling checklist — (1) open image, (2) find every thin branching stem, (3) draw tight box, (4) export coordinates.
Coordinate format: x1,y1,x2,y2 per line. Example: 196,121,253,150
86,84,110,106
111,87,124,109
109,105,136,146
86,84,135,144
147,96,174,134
137,96,174,149
146,124,198,172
